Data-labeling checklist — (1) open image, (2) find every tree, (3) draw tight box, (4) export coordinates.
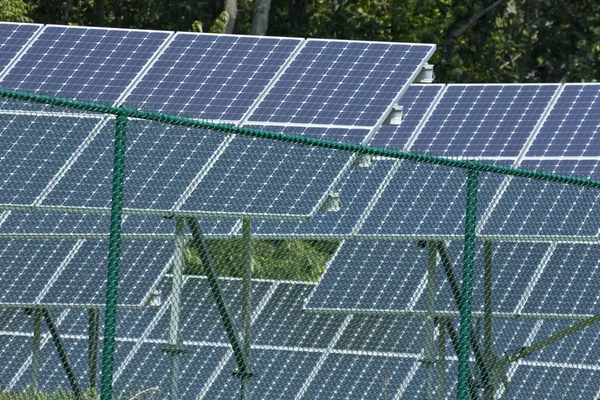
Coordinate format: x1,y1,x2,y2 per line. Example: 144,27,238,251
0,0,32,22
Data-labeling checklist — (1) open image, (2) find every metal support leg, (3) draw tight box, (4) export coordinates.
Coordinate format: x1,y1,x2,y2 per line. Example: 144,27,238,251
43,308,82,398
240,219,253,400
425,242,437,400
88,308,100,392
483,241,494,400
438,318,447,400
31,308,42,392
166,217,186,400
458,169,479,400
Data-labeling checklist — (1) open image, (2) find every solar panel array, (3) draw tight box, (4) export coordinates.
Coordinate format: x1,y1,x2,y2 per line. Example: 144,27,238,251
1,20,600,400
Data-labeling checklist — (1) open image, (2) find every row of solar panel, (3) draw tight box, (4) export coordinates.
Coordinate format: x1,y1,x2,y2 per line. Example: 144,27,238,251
1,278,599,399
1,83,600,235
0,22,432,126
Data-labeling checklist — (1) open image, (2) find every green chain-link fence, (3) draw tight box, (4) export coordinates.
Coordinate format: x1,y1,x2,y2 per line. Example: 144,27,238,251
1,87,600,400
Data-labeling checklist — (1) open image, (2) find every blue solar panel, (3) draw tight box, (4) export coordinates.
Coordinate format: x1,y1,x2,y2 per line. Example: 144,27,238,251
147,277,273,343
248,40,435,126
114,343,228,398
411,84,559,157
252,283,345,348
205,348,321,399
305,240,428,312
0,23,41,72
179,133,350,217
522,244,600,315
357,160,507,236
300,354,416,399
481,159,600,236
0,212,237,236
0,239,171,307
334,316,425,354
252,159,395,236
0,25,170,105
125,33,302,120
40,121,224,210
527,84,600,156
0,115,96,206
369,84,444,149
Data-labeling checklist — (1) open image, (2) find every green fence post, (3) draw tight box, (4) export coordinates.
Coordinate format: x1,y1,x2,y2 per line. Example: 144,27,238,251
457,168,479,400
100,112,128,400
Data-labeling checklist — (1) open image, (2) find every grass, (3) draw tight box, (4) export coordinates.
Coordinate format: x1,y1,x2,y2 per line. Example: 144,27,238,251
0,388,160,399
184,239,339,282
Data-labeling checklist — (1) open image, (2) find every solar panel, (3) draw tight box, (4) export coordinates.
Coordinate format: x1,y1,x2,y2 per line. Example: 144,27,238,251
247,39,435,127
178,133,350,217
410,84,560,157
124,33,302,120
252,159,396,237
527,84,600,156
369,84,444,149
0,25,170,106
0,23,42,73
0,239,171,307
356,160,508,236
481,159,600,236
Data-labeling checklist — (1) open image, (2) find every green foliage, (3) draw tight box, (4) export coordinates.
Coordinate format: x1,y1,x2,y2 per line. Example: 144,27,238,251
0,388,158,399
209,11,229,33
184,239,339,282
1,0,600,83
0,0,32,22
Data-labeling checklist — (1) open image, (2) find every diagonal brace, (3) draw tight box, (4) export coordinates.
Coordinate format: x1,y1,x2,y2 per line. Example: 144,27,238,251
42,309,82,398
186,218,252,378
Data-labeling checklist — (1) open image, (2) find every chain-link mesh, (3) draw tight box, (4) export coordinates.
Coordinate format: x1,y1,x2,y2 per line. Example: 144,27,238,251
1,88,600,400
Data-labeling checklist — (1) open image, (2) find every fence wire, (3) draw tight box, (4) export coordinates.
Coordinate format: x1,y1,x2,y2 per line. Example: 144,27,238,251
0,89,600,400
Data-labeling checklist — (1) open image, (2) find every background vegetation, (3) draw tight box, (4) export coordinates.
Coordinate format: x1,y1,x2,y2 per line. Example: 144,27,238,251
2,0,600,83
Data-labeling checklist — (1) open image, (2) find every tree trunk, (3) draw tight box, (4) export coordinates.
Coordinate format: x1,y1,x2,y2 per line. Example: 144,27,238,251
95,0,104,26
224,0,237,33
250,0,272,35
62,0,74,24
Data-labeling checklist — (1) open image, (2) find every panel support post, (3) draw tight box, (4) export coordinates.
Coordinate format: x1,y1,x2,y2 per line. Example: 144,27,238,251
240,218,253,400
438,318,447,400
457,168,479,400
425,241,437,400
88,308,100,392
31,308,42,393
483,240,494,400
100,112,128,400
165,216,186,400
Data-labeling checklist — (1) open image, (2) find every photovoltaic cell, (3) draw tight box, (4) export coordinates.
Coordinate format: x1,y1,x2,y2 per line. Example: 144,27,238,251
527,84,600,156
179,132,350,217
411,84,559,157
481,159,600,236
369,84,444,149
147,277,273,343
0,25,170,105
0,239,171,307
252,283,345,348
114,343,229,398
300,354,416,399
248,39,435,126
41,121,225,210
0,115,95,206
357,160,507,236
205,349,321,399
252,159,395,236
125,33,302,120
305,241,428,312
0,23,41,72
